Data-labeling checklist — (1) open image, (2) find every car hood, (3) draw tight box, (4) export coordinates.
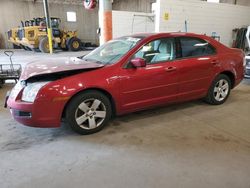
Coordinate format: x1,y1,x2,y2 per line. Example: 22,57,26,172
20,57,104,80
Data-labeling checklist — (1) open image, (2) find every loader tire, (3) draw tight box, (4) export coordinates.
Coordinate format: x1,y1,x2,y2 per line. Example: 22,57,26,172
39,37,50,53
68,37,81,51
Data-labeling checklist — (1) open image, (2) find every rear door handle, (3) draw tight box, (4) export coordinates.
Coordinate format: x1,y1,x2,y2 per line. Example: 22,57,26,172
165,67,177,72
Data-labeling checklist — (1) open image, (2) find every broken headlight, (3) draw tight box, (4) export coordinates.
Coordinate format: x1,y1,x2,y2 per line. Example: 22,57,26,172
21,82,50,103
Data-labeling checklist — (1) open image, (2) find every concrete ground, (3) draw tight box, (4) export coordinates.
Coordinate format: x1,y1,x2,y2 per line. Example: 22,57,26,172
0,50,250,188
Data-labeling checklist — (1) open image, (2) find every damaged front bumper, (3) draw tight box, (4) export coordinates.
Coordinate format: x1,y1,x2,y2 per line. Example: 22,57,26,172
7,97,64,128
6,83,65,128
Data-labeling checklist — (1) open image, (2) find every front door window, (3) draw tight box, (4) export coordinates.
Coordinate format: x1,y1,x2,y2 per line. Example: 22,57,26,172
134,38,176,64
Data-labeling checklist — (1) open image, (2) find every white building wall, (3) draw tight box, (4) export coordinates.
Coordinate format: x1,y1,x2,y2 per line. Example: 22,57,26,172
220,0,250,6
155,0,250,46
112,11,155,38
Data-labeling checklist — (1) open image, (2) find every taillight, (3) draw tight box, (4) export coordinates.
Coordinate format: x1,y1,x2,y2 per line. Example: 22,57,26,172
243,57,246,66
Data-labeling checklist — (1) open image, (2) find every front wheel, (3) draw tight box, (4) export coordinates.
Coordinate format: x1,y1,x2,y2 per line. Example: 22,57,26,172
67,37,82,51
205,74,231,105
65,91,112,135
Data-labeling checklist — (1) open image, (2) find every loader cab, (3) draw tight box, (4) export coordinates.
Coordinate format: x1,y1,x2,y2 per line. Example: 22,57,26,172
50,18,62,37
51,17,61,28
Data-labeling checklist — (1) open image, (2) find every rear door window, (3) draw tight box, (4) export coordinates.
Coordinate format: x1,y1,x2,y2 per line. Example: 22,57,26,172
179,37,216,58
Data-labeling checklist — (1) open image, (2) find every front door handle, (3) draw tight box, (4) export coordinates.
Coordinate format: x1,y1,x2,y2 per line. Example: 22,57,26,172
165,67,177,72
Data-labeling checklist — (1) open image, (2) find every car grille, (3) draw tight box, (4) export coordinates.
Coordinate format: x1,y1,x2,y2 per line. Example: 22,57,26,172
11,109,32,118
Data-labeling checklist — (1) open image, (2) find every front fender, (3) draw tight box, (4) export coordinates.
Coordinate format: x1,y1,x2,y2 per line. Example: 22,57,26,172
36,70,120,120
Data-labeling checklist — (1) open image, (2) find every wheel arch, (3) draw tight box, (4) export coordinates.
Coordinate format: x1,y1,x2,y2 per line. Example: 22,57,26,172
61,88,117,119
219,71,235,88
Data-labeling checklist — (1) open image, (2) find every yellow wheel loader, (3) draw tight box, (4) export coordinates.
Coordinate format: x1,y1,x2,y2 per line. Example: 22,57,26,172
7,28,20,47
8,17,82,53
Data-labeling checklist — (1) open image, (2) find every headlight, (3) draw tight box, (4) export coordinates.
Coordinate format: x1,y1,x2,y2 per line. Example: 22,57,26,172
21,82,50,103
9,81,24,99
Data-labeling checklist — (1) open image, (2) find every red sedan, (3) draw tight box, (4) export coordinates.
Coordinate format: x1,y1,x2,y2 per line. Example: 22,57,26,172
7,33,244,134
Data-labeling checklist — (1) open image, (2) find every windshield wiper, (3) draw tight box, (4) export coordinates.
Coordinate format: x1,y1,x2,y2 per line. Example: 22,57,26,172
77,55,85,59
83,58,104,64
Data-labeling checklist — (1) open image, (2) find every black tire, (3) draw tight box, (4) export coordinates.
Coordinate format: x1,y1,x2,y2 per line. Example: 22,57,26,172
204,74,232,105
67,37,82,51
65,90,112,135
39,37,50,53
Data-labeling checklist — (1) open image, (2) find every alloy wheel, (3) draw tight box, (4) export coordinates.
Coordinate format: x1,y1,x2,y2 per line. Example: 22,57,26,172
213,79,229,102
75,98,107,130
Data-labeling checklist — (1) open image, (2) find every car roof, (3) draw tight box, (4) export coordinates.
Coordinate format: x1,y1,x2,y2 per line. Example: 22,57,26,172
129,32,228,50
130,32,207,38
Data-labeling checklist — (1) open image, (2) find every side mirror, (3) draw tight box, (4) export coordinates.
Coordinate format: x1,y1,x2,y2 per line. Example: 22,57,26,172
130,58,146,68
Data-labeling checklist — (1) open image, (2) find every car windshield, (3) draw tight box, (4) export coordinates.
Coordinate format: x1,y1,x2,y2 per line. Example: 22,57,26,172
81,36,143,65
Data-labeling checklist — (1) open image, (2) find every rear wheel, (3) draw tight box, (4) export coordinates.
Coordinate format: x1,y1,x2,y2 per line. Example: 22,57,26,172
66,91,112,135
67,37,81,51
39,37,50,53
205,74,231,105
